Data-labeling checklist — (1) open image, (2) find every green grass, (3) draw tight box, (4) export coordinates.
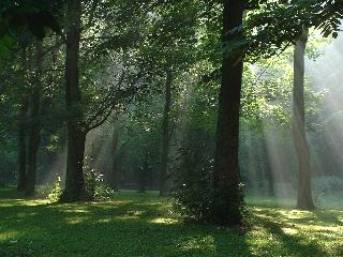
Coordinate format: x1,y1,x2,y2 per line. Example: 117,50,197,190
0,188,342,257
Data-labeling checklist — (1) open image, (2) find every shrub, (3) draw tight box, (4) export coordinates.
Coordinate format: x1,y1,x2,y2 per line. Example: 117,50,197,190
173,146,215,222
84,159,115,200
47,176,62,201
37,176,62,202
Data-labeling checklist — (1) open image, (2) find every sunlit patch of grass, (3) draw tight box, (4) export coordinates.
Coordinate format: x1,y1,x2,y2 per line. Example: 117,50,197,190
0,198,50,208
150,217,178,224
0,188,342,257
246,194,343,211
62,209,90,214
179,235,216,251
281,227,298,235
246,195,297,209
250,206,343,256
0,230,19,241
64,216,90,225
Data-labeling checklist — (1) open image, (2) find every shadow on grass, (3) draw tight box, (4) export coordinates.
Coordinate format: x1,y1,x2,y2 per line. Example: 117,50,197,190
254,215,328,257
0,189,255,257
0,188,341,257
252,207,343,257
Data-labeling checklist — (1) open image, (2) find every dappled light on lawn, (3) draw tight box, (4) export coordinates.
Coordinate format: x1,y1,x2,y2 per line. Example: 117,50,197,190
1,190,342,257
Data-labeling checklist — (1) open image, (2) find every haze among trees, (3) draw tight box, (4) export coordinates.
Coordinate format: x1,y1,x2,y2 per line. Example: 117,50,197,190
0,1,342,256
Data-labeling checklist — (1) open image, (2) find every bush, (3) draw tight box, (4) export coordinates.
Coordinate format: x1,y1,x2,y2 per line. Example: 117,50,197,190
37,176,62,201
173,137,245,224
94,183,116,200
84,159,115,200
173,146,215,222
48,176,62,201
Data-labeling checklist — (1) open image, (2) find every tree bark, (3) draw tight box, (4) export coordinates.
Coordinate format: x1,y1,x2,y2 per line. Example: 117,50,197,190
160,71,172,196
60,0,87,202
17,49,29,192
17,97,28,192
212,0,244,226
25,42,43,196
293,28,315,210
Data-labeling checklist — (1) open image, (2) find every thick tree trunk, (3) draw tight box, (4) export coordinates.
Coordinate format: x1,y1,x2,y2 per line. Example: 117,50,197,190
63,130,86,201
212,0,244,226
293,29,315,210
17,98,28,192
25,42,43,196
159,71,172,196
60,0,87,202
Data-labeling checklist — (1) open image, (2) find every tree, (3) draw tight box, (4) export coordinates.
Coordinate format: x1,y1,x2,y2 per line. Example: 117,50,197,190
59,0,86,202
13,42,45,195
118,1,199,195
160,71,173,196
293,28,315,210
17,96,29,192
15,50,30,192
25,41,44,196
209,0,341,221
59,0,151,201
212,0,245,226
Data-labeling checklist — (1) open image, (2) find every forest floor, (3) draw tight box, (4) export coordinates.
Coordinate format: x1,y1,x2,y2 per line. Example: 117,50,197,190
0,188,342,257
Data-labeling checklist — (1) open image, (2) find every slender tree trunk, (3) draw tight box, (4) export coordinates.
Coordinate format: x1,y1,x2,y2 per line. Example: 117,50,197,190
138,155,148,194
262,134,275,196
160,71,172,196
212,0,244,226
60,0,87,202
17,49,29,192
111,126,119,190
25,42,43,196
293,29,315,210
17,97,28,192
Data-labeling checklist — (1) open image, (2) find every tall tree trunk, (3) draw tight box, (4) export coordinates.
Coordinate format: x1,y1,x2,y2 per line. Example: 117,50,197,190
17,97,28,192
212,0,244,226
262,133,275,196
160,71,172,196
25,42,43,196
17,49,29,192
60,0,87,202
138,155,148,194
293,29,315,210
111,126,119,190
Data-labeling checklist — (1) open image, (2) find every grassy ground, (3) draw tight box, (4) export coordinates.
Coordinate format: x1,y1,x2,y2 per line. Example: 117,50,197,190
0,188,342,257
